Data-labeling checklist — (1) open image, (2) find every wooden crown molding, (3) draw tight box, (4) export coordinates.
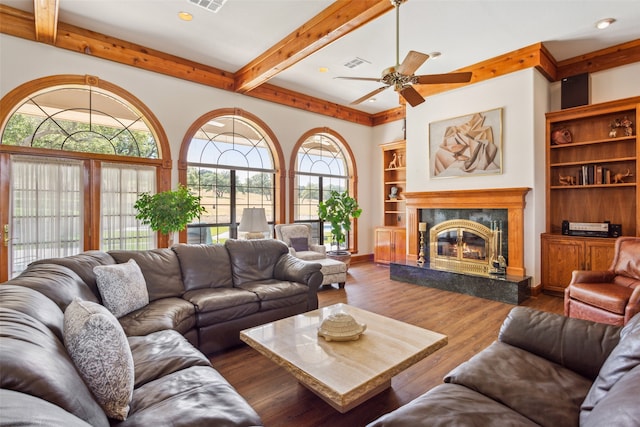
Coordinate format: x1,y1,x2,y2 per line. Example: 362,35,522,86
1,4,638,127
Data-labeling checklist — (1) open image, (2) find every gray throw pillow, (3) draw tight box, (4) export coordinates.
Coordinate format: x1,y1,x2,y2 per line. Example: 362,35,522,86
290,237,309,252
64,299,134,420
94,259,149,318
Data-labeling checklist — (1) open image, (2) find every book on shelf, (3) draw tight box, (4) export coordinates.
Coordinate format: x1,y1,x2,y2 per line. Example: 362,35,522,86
578,164,612,185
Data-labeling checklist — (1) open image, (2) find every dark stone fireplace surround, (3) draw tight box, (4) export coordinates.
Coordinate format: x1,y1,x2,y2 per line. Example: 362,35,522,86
393,188,532,304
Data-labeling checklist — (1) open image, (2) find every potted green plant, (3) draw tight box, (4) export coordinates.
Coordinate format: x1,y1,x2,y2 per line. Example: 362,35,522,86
318,190,362,265
134,184,206,246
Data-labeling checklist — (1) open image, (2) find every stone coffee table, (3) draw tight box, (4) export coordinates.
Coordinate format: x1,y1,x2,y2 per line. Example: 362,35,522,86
240,303,447,413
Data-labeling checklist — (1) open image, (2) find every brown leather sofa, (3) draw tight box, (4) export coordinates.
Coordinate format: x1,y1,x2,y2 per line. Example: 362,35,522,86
565,236,640,326
368,307,640,427
0,239,322,426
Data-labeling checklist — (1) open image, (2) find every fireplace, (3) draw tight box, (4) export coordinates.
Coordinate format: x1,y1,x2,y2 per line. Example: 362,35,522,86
405,188,530,277
430,219,499,275
393,188,531,304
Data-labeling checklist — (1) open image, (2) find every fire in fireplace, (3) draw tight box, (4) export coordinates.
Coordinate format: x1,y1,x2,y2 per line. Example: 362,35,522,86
429,219,505,275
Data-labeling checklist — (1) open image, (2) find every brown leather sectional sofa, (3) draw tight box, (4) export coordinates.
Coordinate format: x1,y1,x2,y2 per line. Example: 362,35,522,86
0,239,322,426
368,306,640,427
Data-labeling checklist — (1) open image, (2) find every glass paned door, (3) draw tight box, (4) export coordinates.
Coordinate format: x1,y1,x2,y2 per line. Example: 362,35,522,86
8,155,83,278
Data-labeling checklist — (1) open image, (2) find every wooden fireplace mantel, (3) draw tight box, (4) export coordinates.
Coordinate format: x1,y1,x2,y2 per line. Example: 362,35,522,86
405,187,531,276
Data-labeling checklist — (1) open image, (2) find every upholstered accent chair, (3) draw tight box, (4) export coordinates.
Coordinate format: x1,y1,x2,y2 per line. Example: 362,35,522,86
274,224,326,261
565,236,640,326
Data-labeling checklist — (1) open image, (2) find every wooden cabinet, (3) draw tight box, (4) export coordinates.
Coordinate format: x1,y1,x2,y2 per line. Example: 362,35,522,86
541,96,639,293
381,141,406,227
541,233,615,294
374,226,406,264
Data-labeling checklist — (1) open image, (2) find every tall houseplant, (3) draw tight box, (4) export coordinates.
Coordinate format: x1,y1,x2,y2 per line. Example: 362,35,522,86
134,184,205,246
318,190,362,256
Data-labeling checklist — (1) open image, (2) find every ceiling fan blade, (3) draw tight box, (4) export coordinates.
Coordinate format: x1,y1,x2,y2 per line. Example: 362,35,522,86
397,50,429,75
415,72,473,85
351,85,390,105
334,76,384,82
399,85,425,107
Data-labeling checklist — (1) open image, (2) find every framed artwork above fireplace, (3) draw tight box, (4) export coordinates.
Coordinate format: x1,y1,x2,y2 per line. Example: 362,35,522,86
429,107,503,178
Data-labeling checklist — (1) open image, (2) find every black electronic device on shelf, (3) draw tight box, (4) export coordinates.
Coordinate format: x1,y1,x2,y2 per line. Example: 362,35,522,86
562,220,621,238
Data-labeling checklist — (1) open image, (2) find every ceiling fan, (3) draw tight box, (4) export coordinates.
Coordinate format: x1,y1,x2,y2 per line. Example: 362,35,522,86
336,0,472,107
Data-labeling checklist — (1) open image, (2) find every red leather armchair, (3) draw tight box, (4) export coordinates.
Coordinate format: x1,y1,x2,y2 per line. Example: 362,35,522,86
564,236,640,326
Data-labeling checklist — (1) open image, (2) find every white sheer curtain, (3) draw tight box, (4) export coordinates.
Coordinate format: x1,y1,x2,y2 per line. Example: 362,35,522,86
100,163,156,251
10,155,83,277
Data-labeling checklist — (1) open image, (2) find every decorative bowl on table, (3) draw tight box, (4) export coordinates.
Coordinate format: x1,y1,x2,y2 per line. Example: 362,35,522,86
317,312,366,342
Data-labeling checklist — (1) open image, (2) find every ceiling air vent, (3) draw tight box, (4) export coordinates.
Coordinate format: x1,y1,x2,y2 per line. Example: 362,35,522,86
188,0,228,13
343,57,371,69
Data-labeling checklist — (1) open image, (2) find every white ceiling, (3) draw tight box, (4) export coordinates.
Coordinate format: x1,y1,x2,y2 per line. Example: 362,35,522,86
3,0,640,114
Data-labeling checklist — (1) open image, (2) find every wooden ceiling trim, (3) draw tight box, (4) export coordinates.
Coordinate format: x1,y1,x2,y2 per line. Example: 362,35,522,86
33,0,59,44
556,39,640,80
234,0,393,93
246,83,373,126
372,106,405,127
0,4,36,39
416,43,558,99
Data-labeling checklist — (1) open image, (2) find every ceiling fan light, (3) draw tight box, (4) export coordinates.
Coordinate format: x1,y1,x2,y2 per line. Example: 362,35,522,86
595,18,615,29
428,51,441,59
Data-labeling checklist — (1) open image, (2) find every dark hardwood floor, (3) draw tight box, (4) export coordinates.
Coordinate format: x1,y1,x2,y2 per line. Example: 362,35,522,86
210,262,564,427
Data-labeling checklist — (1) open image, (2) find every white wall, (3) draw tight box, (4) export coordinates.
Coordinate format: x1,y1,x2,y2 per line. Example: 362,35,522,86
0,34,376,254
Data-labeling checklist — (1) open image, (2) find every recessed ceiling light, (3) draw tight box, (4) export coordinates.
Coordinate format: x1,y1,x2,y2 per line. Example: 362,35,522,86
319,67,329,73
368,98,377,103
595,18,615,29
178,11,193,21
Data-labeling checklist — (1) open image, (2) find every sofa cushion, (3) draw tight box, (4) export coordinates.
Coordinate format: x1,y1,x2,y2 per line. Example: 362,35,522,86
290,236,309,252
128,330,211,388
94,259,149,318
124,366,262,427
183,287,260,324
582,364,640,427
499,306,621,380
30,250,116,301
172,243,233,290
0,307,109,427
118,297,196,337
2,263,100,312
64,299,134,420
444,341,593,427
0,284,65,341
367,383,539,427
109,249,185,301
0,389,93,427
225,239,289,286
236,279,309,310
580,312,640,421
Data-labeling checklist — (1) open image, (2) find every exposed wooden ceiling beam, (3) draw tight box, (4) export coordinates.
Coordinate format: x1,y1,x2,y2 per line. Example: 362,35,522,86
234,0,394,93
33,0,58,44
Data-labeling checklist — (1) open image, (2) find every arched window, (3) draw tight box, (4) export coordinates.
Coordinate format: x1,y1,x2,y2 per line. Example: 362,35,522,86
0,75,171,280
179,109,284,243
290,128,358,252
